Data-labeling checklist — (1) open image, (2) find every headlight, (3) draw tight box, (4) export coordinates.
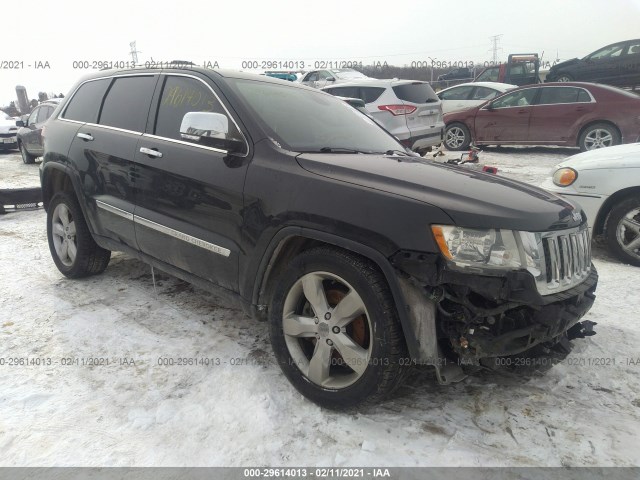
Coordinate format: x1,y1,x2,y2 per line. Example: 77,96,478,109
431,225,523,269
552,167,578,187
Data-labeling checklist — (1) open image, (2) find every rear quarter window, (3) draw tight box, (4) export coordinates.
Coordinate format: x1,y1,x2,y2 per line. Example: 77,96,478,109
392,83,438,104
62,79,110,123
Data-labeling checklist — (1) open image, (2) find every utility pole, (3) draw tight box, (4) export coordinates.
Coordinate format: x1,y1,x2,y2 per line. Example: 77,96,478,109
489,34,503,63
129,41,141,64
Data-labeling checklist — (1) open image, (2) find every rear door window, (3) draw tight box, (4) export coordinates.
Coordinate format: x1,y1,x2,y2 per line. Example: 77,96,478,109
360,87,385,103
325,86,359,98
392,82,438,104
99,76,156,132
537,87,588,105
475,67,499,82
439,85,474,100
63,79,110,123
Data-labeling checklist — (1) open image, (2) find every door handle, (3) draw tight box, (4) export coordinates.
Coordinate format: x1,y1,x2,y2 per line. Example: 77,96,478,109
517,109,528,114
140,147,163,158
76,133,94,141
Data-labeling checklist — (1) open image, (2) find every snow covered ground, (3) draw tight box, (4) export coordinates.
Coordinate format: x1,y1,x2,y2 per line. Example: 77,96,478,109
1,148,639,467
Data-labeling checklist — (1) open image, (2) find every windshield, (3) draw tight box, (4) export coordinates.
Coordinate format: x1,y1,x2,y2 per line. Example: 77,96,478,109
1,112,11,120
230,79,404,153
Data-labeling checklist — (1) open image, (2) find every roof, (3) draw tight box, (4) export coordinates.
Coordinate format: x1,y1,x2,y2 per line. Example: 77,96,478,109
440,82,517,91
320,78,425,88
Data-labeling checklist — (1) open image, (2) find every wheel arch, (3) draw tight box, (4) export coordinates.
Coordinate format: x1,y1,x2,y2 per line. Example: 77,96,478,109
576,120,622,148
252,227,422,358
594,186,640,236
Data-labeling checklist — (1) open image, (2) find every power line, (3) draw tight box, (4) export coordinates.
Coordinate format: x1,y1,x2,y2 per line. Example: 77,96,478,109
129,41,141,64
489,34,503,63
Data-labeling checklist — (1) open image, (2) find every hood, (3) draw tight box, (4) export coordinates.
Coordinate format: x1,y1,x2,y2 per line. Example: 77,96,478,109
297,153,583,232
556,143,640,170
550,58,580,71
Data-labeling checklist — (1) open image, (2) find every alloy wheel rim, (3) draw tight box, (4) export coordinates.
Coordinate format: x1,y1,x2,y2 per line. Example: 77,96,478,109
616,207,640,261
584,129,613,150
446,127,465,149
282,271,372,389
51,203,78,267
557,76,571,82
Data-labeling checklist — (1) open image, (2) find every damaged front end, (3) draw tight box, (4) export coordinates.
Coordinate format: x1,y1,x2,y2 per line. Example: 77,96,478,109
392,223,598,382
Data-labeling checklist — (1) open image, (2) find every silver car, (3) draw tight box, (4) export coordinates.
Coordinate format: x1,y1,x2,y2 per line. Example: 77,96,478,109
323,79,444,153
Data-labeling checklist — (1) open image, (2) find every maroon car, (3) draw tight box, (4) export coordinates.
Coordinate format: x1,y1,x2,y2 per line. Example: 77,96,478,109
443,82,640,151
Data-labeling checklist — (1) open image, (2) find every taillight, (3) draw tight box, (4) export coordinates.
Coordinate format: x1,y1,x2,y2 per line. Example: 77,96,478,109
41,126,46,139
378,104,417,116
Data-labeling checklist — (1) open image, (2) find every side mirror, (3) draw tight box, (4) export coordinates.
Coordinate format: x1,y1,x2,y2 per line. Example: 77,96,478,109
326,77,336,82
180,111,245,154
15,120,24,127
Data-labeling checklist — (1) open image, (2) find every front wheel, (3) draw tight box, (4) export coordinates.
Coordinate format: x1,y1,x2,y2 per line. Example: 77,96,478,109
578,123,620,151
20,143,36,164
444,123,471,151
47,192,111,278
269,247,408,409
605,197,640,267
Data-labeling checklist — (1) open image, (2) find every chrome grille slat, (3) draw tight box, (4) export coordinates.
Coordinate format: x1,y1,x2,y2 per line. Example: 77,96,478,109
536,226,591,295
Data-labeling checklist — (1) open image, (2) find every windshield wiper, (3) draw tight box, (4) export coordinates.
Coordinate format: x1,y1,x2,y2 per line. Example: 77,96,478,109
318,147,372,154
383,149,419,157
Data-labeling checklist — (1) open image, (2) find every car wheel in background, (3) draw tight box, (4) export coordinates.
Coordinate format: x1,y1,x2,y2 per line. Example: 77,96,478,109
269,247,408,409
444,123,471,151
605,197,640,267
20,143,36,164
578,123,620,151
556,74,573,82
47,192,111,278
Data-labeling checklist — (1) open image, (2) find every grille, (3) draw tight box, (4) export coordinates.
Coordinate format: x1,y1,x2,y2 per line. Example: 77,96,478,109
537,227,591,295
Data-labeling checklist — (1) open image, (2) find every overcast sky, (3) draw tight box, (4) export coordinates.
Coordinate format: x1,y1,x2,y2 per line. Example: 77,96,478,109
2,0,640,106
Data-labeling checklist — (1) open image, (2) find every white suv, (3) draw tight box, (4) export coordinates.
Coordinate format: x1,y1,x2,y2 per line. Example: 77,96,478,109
323,79,444,153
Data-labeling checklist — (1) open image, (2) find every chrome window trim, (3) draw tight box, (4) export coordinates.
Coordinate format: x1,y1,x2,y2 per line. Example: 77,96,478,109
141,133,228,154
135,216,231,257
96,200,134,221
533,86,596,105
58,72,249,157
155,72,250,158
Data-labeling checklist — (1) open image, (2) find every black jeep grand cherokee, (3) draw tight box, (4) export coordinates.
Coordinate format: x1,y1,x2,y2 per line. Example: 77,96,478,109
41,67,597,408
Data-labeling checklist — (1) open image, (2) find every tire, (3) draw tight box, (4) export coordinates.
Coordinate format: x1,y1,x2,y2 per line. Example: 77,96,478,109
555,74,573,82
605,197,640,267
269,246,408,409
444,123,471,151
578,123,620,151
20,142,36,164
47,192,111,278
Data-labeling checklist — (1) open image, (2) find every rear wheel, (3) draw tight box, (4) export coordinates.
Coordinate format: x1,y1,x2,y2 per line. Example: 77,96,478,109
444,123,471,151
556,74,573,82
20,143,36,164
605,197,640,266
269,247,407,409
578,123,620,151
47,192,111,278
